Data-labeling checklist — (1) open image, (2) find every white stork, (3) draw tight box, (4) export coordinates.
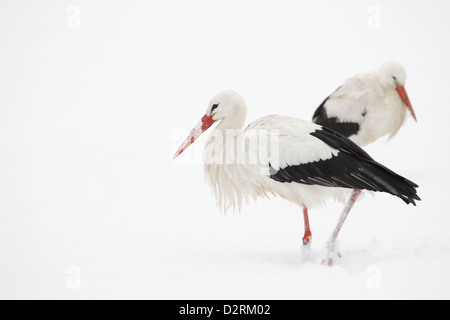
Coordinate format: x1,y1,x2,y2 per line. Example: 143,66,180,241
312,61,416,146
173,91,420,265
311,61,417,261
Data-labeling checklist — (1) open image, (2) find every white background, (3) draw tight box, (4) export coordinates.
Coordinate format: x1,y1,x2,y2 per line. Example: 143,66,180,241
1,0,449,299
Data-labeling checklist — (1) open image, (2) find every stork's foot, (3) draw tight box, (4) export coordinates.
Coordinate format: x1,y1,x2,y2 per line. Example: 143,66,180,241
322,252,342,266
321,240,341,266
300,231,312,262
302,230,312,246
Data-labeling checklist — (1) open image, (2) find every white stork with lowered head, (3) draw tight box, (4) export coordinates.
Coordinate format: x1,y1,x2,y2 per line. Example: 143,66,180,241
311,61,417,258
173,91,420,265
312,61,416,146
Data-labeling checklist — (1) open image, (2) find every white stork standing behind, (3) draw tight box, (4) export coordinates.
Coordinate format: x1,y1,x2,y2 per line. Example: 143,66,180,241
312,61,416,146
173,91,420,265
311,61,417,260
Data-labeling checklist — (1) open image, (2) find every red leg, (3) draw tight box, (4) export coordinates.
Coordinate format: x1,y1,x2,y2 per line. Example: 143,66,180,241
302,207,312,246
323,189,362,266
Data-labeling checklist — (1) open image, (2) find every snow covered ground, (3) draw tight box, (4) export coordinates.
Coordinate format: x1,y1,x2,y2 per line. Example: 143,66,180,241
1,0,450,299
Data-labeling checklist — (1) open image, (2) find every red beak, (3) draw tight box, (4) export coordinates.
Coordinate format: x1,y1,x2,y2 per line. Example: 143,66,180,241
173,114,216,159
396,85,417,121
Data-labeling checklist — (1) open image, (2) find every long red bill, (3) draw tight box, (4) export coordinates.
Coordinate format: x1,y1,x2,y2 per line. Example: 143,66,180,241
173,114,216,159
396,85,417,121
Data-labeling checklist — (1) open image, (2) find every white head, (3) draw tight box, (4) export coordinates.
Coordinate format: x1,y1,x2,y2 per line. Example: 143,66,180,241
207,90,247,129
377,61,407,88
377,61,416,121
173,91,247,159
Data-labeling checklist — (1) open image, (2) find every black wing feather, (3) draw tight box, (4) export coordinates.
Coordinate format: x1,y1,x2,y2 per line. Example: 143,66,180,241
269,127,420,206
312,92,361,138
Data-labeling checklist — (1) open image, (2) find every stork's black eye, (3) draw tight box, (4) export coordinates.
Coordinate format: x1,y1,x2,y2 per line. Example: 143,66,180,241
392,76,397,80
211,103,219,113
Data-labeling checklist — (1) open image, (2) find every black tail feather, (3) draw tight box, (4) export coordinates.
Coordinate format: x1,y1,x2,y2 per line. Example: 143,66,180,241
268,127,421,205
310,127,420,205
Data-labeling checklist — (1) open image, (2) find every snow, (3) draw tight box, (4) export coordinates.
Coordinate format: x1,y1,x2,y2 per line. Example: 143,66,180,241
1,0,450,299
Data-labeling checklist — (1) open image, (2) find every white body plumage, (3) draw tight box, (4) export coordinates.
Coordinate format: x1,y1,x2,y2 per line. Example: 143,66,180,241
203,114,349,212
